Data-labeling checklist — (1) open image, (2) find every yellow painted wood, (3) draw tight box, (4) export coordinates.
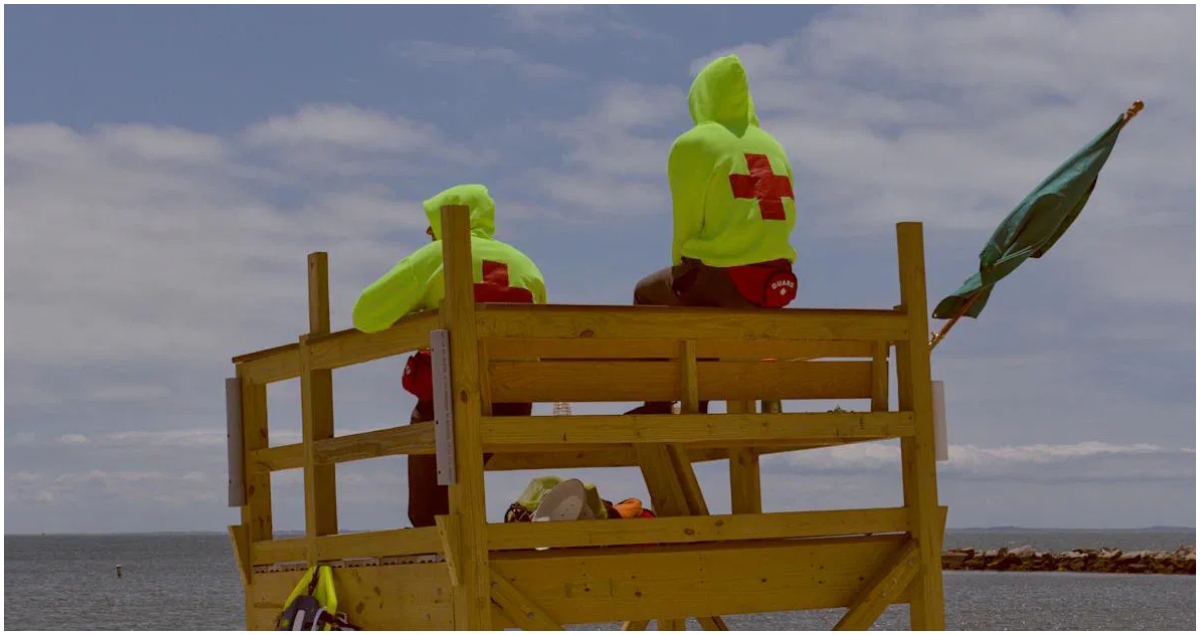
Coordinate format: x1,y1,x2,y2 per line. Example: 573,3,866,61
895,222,947,631
658,618,686,630
475,304,909,342
834,540,920,631
436,515,461,588
485,337,875,361
483,412,914,446
246,563,454,630
232,310,439,384
680,341,699,413
238,378,272,545
697,616,731,631
620,620,650,630
726,400,763,516
228,524,250,587
871,341,890,412
487,507,909,552
488,535,910,625
251,526,443,566
488,359,873,403
489,567,564,630
306,254,339,541
440,204,492,630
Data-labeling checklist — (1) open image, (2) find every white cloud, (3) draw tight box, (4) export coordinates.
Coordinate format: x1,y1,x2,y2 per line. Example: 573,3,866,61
392,40,579,81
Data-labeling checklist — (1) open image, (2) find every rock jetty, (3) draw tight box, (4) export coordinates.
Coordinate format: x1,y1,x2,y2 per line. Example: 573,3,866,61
942,545,1195,575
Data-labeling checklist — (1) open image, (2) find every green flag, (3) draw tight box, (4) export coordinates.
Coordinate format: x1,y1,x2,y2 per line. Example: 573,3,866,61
933,104,1139,322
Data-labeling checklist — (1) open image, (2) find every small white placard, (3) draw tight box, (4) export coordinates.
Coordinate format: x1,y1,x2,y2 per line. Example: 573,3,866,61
932,380,948,462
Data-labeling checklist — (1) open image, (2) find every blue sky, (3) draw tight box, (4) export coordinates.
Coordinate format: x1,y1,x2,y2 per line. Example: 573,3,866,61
5,5,1196,534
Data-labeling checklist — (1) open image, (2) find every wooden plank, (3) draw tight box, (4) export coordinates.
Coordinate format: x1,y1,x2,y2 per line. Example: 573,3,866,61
485,337,875,361
834,540,920,631
228,524,251,587
476,304,909,342
634,444,690,517
483,412,914,447
894,222,947,631
680,341,699,413
306,254,339,542
251,423,435,471
234,344,301,385
697,617,730,631
436,515,460,588
726,400,762,515
308,310,438,372
489,567,564,630
441,204,492,631
251,526,443,566
246,562,453,630
238,379,272,544
659,618,686,630
489,359,872,403
487,507,910,552
871,341,890,412
621,620,651,630
489,535,911,625
231,310,439,384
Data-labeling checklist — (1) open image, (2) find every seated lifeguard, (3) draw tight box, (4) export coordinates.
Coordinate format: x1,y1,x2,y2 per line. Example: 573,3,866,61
630,54,799,415
352,184,548,528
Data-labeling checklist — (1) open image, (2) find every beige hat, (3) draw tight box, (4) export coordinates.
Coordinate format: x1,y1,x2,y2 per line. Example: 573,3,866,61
531,478,595,522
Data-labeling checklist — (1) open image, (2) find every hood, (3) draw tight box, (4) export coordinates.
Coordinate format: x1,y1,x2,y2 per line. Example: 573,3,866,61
687,54,760,127
422,183,496,240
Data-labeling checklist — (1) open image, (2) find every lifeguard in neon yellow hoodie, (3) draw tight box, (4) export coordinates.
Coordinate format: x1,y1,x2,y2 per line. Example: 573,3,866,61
353,184,545,529
632,54,799,311
352,183,548,333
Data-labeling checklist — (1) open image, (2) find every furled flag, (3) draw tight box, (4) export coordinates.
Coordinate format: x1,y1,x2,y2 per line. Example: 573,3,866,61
930,101,1144,349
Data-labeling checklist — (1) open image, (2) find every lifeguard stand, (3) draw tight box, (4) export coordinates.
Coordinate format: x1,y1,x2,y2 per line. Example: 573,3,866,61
226,205,948,631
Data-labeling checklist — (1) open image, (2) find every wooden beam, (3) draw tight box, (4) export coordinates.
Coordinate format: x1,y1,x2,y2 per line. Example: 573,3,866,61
620,620,650,630
231,310,438,384
306,253,338,541
485,337,876,361
228,524,251,587
894,222,947,631
871,341,890,412
490,568,564,630
238,378,272,544
727,400,763,515
488,359,873,403
441,204,492,631
488,535,912,625
475,304,909,342
250,526,443,566
834,540,920,631
487,507,910,552
483,411,914,446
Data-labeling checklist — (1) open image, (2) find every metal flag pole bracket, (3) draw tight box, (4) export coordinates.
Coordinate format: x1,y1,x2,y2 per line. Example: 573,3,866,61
431,329,457,486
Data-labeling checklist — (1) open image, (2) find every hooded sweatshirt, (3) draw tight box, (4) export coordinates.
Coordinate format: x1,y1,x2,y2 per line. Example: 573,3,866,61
668,55,798,268
352,184,547,333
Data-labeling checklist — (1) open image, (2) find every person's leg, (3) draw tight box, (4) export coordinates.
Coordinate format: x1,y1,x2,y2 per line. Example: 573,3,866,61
406,401,443,528
633,266,684,307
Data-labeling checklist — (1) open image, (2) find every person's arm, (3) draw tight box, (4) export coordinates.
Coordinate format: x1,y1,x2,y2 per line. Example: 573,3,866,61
667,135,710,265
352,242,442,333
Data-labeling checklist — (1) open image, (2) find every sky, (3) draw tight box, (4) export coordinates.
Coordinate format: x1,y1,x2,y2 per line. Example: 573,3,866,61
4,5,1196,534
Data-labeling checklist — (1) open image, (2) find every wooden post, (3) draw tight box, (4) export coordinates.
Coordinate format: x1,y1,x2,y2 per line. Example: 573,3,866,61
894,222,947,630
440,204,492,630
237,375,270,629
299,253,339,566
727,400,762,514
306,253,339,538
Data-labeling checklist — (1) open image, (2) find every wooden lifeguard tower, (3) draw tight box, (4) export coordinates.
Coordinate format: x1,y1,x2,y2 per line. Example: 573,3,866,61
226,206,948,630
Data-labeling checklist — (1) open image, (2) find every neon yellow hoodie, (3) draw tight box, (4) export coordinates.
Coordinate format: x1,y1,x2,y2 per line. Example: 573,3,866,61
669,55,798,267
352,184,548,333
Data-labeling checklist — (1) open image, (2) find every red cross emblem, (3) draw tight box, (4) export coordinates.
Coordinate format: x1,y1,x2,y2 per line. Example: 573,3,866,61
729,153,793,221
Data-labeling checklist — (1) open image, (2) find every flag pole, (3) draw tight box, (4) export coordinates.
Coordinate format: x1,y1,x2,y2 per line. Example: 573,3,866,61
928,99,1144,354
928,290,983,352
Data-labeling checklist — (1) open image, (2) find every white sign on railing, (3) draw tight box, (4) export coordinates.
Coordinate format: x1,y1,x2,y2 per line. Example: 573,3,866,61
932,380,949,462
226,377,245,507
431,329,457,486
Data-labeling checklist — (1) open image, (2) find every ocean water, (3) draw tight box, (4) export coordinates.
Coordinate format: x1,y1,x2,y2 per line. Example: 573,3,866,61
5,530,1195,631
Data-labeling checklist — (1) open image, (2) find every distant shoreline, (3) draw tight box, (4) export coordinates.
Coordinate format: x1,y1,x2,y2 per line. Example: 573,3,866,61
944,546,1196,575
